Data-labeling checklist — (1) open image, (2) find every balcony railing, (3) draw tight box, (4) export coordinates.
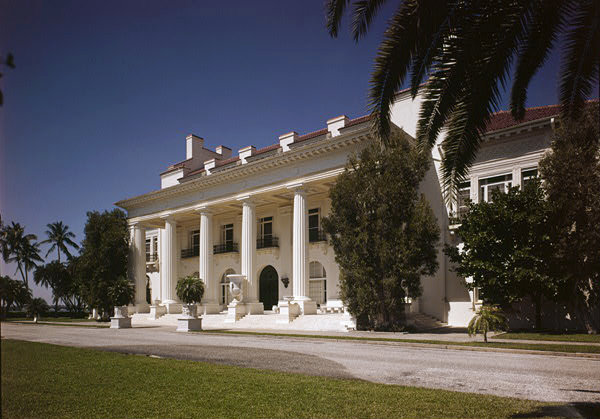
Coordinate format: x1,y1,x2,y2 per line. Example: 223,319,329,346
146,254,158,263
257,236,279,249
309,229,327,243
213,242,238,254
181,247,199,258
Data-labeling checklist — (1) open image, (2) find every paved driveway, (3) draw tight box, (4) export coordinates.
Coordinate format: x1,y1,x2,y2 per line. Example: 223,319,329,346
2,323,599,404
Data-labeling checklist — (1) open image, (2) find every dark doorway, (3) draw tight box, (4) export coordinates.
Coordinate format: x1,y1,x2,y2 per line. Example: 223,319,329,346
259,265,279,311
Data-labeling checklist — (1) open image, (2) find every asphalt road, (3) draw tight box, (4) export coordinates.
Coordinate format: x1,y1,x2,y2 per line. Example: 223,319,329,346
2,323,599,404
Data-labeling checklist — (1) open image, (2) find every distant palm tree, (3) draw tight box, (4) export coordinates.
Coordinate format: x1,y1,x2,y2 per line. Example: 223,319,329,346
326,0,600,196
5,223,42,287
41,221,80,263
467,305,508,343
26,297,49,323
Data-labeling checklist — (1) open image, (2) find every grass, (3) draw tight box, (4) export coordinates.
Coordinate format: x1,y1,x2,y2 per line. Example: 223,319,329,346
197,330,600,355
1,339,568,419
493,332,600,344
3,317,97,323
2,319,109,328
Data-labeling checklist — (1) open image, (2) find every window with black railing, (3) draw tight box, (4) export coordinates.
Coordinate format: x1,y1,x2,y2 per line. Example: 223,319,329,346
213,242,238,254
181,247,199,258
309,229,327,243
257,236,279,249
146,254,158,263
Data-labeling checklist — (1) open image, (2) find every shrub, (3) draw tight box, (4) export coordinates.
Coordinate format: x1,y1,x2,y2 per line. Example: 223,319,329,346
176,275,204,305
468,305,508,343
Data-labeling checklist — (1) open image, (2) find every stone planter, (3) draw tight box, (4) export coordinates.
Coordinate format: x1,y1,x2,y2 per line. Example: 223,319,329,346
110,306,132,329
176,303,202,332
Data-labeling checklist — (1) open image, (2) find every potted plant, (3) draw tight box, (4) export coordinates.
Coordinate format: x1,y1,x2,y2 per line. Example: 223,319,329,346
468,305,508,343
26,297,49,323
175,275,204,332
108,276,135,329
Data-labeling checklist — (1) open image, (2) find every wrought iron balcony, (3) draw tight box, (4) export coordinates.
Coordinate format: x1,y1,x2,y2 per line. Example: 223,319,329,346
181,247,199,258
146,254,158,263
257,236,279,249
309,229,327,243
213,242,238,254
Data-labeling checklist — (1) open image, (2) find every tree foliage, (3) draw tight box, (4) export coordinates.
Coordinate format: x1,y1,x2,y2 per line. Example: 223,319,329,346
176,275,205,305
34,259,85,313
40,221,80,263
78,209,129,317
446,181,558,329
326,0,600,195
26,297,50,322
539,103,600,333
323,134,440,331
3,221,43,288
0,275,31,318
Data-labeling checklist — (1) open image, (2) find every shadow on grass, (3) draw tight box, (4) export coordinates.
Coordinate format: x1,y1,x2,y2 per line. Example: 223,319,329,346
511,402,599,419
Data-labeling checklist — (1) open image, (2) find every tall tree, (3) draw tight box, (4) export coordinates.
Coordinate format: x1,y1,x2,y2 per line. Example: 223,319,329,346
323,133,440,330
539,103,600,333
446,181,560,329
78,209,129,318
326,0,600,196
5,223,43,288
41,221,80,263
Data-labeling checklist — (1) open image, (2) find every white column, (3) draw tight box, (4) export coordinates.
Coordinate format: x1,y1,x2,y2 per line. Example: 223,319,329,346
198,208,220,314
291,186,317,314
132,224,149,312
240,197,263,314
161,216,180,313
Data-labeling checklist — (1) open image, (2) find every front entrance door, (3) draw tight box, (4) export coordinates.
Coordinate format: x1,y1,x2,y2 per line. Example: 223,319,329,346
259,265,279,311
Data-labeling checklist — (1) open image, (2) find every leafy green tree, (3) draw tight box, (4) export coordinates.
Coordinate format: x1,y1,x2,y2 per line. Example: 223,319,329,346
176,275,205,305
26,297,50,323
107,276,135,308
33,261,84,312
41,221,80,263
78,209,129,318
326,0,599,194
539,104,600,333
0,276,31,317
323,134,440,331
468,305,508,343
446,181,559,329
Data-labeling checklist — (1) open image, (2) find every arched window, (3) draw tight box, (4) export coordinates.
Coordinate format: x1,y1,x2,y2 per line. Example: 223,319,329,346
220,269,236,306
308,261,327,305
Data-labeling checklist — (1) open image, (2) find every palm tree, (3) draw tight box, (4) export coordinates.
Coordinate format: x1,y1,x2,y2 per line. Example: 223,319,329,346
26,297,49,323
326,0,600,196
5,223,42,287
41,221,80,263
0,214,8,263
467,305,508,343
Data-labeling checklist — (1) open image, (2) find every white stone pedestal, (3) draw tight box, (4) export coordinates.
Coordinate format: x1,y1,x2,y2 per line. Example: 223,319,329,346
176,317,202,332
224,303,246,323
110,306,132,329
276,301,300,324
295,299,317,315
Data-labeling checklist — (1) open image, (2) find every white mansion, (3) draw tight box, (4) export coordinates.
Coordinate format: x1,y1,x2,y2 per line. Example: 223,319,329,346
116,90,559,327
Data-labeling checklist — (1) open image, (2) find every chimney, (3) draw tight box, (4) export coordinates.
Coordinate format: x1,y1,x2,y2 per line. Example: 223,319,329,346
238,146,256,164
215,145,232,159
186,134,204,159
278,131,298,152
327,115,349,137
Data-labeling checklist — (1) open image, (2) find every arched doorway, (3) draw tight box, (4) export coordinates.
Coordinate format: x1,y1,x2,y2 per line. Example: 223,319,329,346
259,265,279,311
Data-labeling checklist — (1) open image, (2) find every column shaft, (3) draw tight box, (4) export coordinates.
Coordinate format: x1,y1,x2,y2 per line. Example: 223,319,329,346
162,217,177,303
133,225,146,306
292,189,308,299
199,210,218,310
241,201,257,302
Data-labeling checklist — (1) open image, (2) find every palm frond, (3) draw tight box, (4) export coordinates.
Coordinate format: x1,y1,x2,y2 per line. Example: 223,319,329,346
351,0,389,41
511,0,565,120
326,0,352,38
559,0,600,119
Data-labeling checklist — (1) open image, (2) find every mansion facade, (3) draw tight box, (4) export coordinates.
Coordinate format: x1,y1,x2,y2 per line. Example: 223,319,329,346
116,91,559,327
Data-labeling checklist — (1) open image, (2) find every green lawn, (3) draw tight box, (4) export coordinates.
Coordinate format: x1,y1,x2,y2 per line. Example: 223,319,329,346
198,330,600,355
2,319,109,328
3,317,96,323
493,332,600,344
1,339,567,419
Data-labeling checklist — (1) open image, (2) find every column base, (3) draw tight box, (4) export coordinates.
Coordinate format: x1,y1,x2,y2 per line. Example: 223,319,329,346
163,301,182,314
224,302,246,323
135,303,150,313
294,299,317,315
201,302,221,315
245,301,264,315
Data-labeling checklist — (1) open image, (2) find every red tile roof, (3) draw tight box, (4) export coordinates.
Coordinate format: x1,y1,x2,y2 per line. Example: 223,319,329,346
484,104,561,133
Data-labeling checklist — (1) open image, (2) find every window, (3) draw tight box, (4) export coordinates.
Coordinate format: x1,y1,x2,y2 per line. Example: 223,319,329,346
479,174,512,203
308,208,321,242
190,230,200,252
456,181,471,220
153,237,158,255
221,224,234,245
521,168,538,188
145,238,151,256
308,261,327,305
258,216,273,240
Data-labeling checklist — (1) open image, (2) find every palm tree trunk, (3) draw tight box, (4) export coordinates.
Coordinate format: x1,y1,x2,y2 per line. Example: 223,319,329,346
57,247,61,264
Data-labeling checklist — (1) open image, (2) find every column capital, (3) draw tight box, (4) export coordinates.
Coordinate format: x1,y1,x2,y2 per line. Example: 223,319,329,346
237,195,256,206
160,214,176,222
287,183,306,194
128,221,147,229
194,206,213,216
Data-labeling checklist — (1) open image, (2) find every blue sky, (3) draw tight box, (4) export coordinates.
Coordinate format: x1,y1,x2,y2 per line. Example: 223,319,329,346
0,0,590,301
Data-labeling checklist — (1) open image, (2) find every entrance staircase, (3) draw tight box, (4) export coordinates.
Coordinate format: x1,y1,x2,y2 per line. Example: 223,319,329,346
406,312,448,331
